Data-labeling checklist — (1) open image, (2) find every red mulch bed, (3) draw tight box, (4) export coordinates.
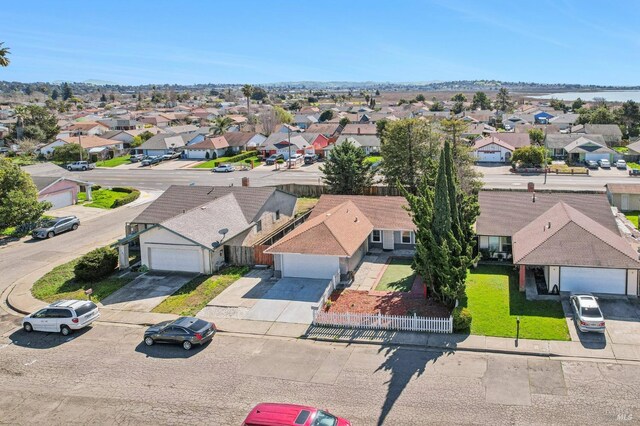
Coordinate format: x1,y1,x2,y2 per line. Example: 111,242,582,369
325,289,450,317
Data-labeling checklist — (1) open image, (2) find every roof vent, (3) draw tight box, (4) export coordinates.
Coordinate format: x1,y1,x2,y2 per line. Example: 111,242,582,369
548,221,551,229
532,192,536,203
354,217,359,223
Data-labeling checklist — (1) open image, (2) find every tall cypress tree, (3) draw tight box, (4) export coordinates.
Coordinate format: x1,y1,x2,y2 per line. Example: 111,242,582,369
431,148,451,241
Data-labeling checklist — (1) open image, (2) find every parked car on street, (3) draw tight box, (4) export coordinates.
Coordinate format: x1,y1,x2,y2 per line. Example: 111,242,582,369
630,169,640,176
570,293,605,333
615,159,627,169
266,153,284,165
213,163,235,173
144,317,216,350
584,160,599,170
32,216,80,239
598,159,611,168
141,156,162,166
243,403,351,426
287,153,303,167
129,154,145,163
162,151,181,160
304,154,318,164
22,300,100,335
67,161,95,171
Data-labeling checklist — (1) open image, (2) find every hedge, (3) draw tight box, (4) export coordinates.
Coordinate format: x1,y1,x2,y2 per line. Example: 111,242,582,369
213,151,256,167
111,187,141,208
452,307,472,332
74,247,118,282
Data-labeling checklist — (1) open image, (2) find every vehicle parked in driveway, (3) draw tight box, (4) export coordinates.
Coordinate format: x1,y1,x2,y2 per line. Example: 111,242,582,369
243,403,350,426
598,159,611,168
266,153,284,165
67,161,95,171
129,154,145,163
141,156,162,166
584,160,599,170
32,216,80,239
630,169,640,176
162,151,181,160
22,300,100,335
213,163,235,173
615,159,627,169
570,293,605,333
144,317,216,350
304,154,318,164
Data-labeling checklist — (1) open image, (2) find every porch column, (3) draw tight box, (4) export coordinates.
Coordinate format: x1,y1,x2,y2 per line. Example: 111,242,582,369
519,264,526,292
85,185,93,201
118,244,130,270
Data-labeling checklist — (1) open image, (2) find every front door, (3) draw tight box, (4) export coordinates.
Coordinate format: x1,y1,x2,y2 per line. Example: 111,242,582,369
622,194,630,211
382,230,394,250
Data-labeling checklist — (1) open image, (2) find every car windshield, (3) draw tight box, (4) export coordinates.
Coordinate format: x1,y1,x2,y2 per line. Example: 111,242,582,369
75,301,97,316
42,220,58,227
186,319,210,332
312,411,337,426
581,307,601,318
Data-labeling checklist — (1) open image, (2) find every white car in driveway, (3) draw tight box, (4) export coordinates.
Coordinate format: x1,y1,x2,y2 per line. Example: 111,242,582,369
570,293,606,333
22,300,100,335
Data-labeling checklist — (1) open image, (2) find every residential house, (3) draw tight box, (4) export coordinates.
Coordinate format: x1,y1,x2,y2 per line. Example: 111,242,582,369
41,136,125,159
572,124,624,146
136,132,199,156
298,133,330,155
128,186,297,274
462,123,497,139
563,136,616,163
97,119,142,131
65,121,109,136
293,114,319,129
274,123,303,134
258,133,314,158
472,136,515,163
476,190,639,296
102,127,163,147
31,176,92,210
549,113,579,130
305,122,343,138
605,183,640,212
223,132,266,152
341,123,377,136
533,111,555,124
331,134,381,155
183,136,229,159
266,194,415,280
544,133,607,159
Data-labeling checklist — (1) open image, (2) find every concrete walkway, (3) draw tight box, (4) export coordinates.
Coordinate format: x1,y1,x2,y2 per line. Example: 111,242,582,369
350,250,416,291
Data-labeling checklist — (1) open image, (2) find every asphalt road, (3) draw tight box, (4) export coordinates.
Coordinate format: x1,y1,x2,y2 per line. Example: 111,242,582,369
0,318,638,425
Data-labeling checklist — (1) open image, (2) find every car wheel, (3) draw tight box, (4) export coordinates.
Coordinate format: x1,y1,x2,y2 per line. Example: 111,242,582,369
60,325,71,336
144,336,154,346
72,224,79,230
82,167,87,171
47,231,55,239
67,166,72,171
23,322,33,332
182,340,192,351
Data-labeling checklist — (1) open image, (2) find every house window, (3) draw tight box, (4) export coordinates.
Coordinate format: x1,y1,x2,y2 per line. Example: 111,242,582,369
256,220,262,232
401,231,412,244
371,230,381,243
488,236,500,254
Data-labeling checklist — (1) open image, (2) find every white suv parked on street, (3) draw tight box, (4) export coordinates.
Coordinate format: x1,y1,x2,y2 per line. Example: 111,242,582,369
22,300,100,335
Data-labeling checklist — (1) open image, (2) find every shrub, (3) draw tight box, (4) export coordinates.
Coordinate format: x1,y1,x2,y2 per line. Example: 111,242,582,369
452,307,472,332
213,150,256,166
110,187,140,208
74,247,118,282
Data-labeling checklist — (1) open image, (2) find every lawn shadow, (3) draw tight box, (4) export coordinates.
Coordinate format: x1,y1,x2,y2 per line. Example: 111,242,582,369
507,272,565,319
9,326,93,349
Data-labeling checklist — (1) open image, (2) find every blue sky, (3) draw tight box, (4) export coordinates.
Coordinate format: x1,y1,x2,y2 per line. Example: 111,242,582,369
2,0,639,85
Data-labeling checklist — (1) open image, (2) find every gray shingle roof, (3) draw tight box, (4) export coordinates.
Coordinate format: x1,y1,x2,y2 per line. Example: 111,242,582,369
544,133,606,149
31,176,61,191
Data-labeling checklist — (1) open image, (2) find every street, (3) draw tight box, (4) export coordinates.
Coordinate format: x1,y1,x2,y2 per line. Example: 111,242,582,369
0,316,639,425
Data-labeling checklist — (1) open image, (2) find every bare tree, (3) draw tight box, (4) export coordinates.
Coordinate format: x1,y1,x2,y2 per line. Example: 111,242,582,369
259,108,280,136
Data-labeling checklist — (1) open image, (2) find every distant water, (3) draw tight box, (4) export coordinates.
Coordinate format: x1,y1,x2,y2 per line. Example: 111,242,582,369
530,90,640,102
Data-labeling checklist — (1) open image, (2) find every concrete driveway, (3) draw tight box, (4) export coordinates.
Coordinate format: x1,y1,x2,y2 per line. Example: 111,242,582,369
50,203,113,222
99,272,196,312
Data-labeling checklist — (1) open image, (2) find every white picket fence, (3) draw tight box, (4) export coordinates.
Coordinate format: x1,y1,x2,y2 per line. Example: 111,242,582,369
312,310,453,334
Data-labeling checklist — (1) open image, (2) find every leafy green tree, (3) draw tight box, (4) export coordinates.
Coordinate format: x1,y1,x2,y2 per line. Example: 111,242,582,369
397,99,408,105
13,105,59,142
274,106,293,124
210,116,234,135
471,91,491,110
0,158,50,230
578,106,616,125
550,98,568,112
528,128,545,145
381,119,441,194
139,130,155,142
319,110,334,122
572,98,585,111
451,93,466,103
452,101,465,114
375,89,380,96
61,82,73,101
511,145,546,167
415,94,426,102
51,89,59,100
429,101,445,111
52,143,87,163
100,93,107,102
250,87,267,101
440,118,467,153
288,101,301,111
376,118,389,138
0,42,10,67
320,140,374,195
339,117,350,127
618,100,640,138
495,88,512,112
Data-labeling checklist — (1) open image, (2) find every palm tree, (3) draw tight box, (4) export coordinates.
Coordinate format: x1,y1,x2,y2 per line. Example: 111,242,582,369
242,84,253,113
210,116,234,135
0,42,10,67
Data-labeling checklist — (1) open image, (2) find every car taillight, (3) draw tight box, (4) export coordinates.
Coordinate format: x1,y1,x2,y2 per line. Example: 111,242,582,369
579,321,586,326
72,318,79,323
195,332,202,340
599,322,605,327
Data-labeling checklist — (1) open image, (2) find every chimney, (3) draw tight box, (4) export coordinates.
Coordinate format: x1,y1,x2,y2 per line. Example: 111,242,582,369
532,192,536,203
548,221,551,229
357,127,361,135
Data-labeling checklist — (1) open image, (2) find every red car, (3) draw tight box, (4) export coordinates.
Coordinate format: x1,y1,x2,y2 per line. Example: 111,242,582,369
243,403,350,426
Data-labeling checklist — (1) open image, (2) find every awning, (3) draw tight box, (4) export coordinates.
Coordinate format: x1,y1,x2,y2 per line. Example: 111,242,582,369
88,147,108,153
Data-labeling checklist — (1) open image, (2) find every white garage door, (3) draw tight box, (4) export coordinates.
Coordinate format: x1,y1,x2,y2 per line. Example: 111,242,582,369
282,253,339,279
149,247,202,273
41,191,73,210
585,153,609,162
478,151,502,162
560,266,626,294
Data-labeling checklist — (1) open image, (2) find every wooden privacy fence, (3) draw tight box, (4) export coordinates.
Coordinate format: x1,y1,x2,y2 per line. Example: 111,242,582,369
312,310,453,334
275,184,404,198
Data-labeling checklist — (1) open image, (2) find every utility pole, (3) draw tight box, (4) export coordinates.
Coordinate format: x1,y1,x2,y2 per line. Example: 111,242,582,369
287,128,292,169
543,126,548,185
79,133,83,161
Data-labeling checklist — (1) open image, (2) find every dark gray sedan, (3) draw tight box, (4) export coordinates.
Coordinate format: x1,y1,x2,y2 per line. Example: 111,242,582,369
144,317,216,350
32,216,80,239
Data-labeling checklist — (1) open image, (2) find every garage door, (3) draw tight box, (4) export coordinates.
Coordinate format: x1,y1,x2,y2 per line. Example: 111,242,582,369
282,253,339,279
149,247,202,273
585,153,609,162
478,151,502,162
560,266,626,294
42,190,73,210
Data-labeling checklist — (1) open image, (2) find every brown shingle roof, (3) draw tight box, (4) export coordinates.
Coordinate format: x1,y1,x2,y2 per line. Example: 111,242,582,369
605,183,640,195
477,191,618,237
341,123,377,135
487,132,531,149
512,202,639,268
266,201,373,256
60,135,119,149
309,195,415,231
223,132,256,147
132,185,278,224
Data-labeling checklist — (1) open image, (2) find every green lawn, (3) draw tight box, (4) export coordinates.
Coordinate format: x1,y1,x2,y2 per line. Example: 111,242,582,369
95,155,130,167
192,156,259,169
363,156,382,165
625,211,640,228
613,146,629,154
152,266,249,316
78,189,130,209
32,259,134,303
296,197,319,216
628,162,640,170
461,265,570,341
375,257,416,292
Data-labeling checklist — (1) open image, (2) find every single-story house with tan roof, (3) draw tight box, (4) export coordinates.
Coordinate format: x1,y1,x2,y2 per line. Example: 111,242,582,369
477,190,639,296
183,136,229,159
472,136,515,163
40,135,125,158
605,183,640,212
